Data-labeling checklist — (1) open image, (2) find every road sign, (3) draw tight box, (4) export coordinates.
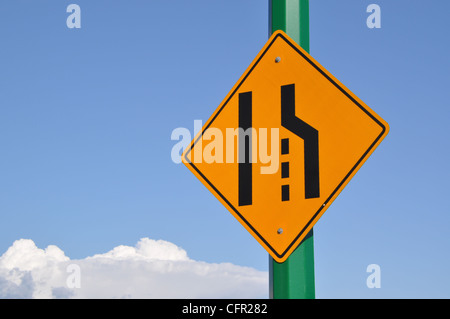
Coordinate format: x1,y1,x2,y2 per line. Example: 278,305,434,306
182,30,389,263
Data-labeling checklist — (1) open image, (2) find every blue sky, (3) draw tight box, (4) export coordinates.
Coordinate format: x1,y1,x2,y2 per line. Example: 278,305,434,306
0,0,449,298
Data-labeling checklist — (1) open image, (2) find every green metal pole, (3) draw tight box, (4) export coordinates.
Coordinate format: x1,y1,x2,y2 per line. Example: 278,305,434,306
268,0,315,299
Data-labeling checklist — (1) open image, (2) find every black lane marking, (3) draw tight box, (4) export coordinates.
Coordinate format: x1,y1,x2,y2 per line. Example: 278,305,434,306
281,162,289,179
238,91,252,207
281,84,320,199
282,185,290,202
281,138,289,155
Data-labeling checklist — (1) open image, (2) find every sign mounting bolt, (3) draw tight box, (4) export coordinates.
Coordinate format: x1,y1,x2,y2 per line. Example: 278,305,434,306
275,56,281,63
277,228,283,234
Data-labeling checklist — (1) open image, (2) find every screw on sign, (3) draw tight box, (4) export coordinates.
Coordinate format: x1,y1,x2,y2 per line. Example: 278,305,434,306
182,30,389,263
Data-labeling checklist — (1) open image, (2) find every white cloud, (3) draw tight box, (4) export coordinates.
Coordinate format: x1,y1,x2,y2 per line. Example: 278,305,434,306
0,238,268,299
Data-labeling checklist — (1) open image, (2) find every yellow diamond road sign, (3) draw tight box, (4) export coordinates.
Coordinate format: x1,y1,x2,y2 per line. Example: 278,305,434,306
182,30,389,263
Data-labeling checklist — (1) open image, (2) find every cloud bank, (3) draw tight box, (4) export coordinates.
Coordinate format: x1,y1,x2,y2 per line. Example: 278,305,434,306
0,238,268,299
